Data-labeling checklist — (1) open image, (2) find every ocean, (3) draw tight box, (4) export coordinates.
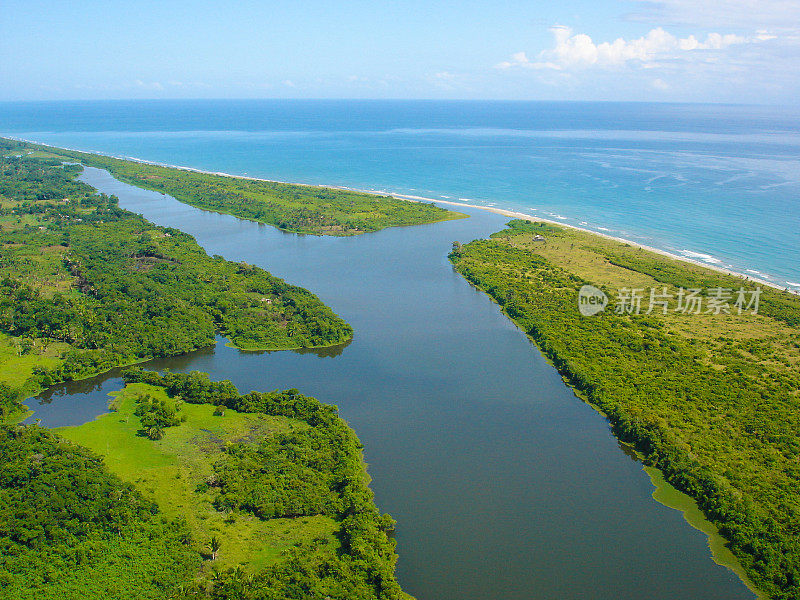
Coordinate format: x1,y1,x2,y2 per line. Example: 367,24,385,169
1,100,798,287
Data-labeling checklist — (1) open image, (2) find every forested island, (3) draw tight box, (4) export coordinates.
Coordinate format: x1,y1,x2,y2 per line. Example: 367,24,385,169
0,140,353,420
450,220,800,600
1,370,406,599
9,138,465,236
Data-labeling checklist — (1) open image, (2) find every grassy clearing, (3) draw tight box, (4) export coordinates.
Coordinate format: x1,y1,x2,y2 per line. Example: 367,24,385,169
56,383,340,574
0,333,66,390
502,223,800,381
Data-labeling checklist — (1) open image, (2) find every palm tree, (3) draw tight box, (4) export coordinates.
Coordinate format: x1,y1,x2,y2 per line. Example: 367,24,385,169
209,536,221,561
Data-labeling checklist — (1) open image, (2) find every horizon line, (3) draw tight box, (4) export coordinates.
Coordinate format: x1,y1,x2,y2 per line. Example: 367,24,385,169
0,98,791,108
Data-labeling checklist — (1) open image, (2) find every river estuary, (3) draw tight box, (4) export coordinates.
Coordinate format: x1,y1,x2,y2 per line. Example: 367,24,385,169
25,166,756,600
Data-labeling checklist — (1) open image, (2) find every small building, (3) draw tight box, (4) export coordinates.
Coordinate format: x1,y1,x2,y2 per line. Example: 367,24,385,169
532,234,546,242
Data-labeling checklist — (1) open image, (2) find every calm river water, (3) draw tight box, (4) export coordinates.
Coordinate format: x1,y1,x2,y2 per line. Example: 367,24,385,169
25,167,755,600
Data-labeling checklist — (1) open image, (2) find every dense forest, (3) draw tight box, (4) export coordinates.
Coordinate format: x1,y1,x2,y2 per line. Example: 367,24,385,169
14,139,464,236
0,140,352,419
451,220,800,600
0,425,200,599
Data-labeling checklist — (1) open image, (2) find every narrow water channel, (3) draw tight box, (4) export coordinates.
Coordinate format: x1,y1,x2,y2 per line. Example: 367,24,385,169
26,167,756,600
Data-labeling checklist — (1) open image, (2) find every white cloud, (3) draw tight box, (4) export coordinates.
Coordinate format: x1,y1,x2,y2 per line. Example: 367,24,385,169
496,26,751,71
133,79,164,90
651,77,669,90
490,19,800,102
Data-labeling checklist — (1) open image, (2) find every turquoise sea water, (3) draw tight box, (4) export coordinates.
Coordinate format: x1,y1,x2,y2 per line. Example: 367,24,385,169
1,100,798,287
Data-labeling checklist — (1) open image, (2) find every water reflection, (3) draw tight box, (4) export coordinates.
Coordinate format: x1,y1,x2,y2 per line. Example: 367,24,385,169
24,343,216,426
235,337,353,358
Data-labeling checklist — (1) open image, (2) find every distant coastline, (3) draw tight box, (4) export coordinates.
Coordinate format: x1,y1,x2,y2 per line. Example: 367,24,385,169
9,135,798,294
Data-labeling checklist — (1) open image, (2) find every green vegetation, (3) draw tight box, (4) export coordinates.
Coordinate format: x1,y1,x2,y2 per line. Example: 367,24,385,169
133,391,185,440
57,370,407,599
643,466,765,599
0,139,352,419
0,425,200,600
13,138,466,236
57,382,337,574
451,219,800,600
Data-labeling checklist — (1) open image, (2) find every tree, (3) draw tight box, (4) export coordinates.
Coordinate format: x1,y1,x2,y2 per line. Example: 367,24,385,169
209,536,221,561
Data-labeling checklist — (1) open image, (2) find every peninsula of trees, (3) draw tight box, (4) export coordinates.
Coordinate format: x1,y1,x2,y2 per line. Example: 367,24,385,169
12,138,466,236
0,138,409,599
450,220,800,600
0,140,352,420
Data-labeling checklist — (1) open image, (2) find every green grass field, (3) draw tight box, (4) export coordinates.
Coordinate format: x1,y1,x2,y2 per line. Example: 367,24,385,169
0,334,66,390
0,333,71,423
57,383,340,574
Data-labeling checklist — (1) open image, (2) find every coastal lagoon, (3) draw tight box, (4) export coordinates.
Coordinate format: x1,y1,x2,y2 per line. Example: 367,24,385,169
24,166,757,600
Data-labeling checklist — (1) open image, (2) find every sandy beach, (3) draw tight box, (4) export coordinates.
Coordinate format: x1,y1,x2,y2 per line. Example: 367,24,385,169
391,194,792,293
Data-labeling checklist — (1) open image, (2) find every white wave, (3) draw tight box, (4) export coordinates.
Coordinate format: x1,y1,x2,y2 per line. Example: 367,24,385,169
679,250,723,264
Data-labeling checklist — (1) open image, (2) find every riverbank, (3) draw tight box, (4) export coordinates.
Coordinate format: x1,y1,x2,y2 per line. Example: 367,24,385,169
450,220,800,600
0,143,353,421
5,137,466,236
643,466,767,600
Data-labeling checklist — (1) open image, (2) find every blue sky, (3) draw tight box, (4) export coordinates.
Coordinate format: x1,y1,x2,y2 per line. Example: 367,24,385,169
2,0,798,103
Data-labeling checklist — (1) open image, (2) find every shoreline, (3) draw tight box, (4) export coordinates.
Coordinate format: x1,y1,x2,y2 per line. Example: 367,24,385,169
9,135,798,294
403,195,792,293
